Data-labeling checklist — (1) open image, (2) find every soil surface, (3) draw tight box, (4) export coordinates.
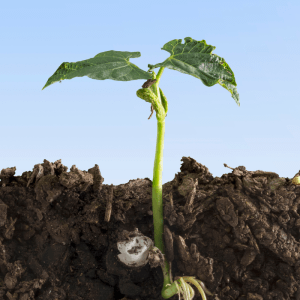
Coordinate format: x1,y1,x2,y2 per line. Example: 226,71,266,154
1,157,300,300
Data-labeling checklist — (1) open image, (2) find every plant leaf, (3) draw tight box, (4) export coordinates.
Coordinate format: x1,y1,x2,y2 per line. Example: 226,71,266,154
42,51,152,90
159,88,168,115
148,37,240,106
136,88,166,121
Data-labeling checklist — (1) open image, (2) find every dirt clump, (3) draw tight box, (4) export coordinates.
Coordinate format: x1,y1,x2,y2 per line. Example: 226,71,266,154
0,157,300,300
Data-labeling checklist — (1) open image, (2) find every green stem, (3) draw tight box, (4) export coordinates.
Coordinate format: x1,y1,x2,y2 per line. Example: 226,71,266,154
151,66,175,297
150,67,165,99
155,66,165,87
162,280,184,299
152,119,172,291
152,119,165,249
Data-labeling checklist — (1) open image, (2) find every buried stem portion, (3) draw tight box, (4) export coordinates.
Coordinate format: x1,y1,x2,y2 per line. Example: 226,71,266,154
162,276,212,300
162,279,187,299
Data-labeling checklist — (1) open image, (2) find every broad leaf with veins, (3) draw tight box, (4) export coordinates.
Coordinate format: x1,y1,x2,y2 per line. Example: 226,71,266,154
148,37,240,106
42,51,152,90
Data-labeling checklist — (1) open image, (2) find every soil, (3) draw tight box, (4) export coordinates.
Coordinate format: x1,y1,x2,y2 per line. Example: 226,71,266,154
1,157,300,300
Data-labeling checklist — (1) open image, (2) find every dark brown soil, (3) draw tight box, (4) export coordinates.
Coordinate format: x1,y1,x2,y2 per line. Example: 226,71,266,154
1,157,300,300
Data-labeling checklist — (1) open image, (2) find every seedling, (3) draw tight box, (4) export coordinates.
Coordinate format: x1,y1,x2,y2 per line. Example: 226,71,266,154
42,37,240,299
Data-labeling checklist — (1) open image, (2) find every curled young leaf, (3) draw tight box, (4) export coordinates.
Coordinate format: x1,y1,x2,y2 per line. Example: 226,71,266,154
136,88,167,120
159,88,168,115
136,88,158,104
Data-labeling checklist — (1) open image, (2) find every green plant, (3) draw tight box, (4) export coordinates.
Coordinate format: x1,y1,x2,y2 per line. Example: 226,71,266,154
42,37,240,299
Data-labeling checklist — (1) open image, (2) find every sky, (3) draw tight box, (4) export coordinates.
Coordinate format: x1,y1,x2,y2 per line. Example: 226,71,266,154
1,0,299,187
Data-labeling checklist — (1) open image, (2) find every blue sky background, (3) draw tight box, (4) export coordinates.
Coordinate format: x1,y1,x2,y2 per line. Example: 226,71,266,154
1,0,299,186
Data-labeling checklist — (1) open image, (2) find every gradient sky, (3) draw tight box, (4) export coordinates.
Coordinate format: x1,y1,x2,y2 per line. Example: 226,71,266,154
1,0,299,186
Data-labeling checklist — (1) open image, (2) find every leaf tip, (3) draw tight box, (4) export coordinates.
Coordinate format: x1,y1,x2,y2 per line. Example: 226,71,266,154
184,37,193,43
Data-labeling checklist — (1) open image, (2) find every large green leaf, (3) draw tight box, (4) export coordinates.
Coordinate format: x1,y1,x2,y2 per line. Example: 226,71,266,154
42,51,152,90
148,37,240,106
